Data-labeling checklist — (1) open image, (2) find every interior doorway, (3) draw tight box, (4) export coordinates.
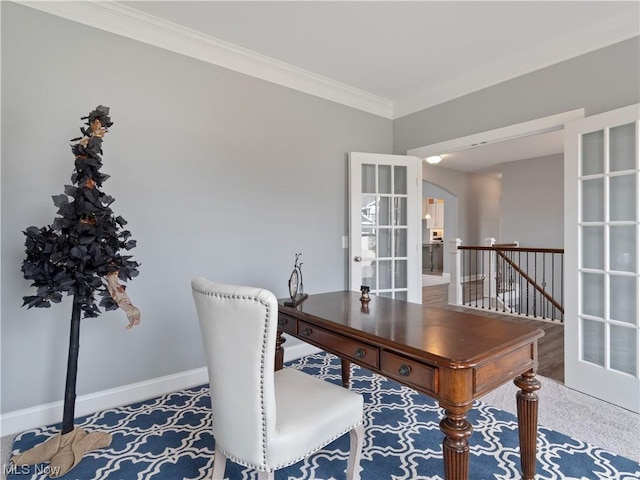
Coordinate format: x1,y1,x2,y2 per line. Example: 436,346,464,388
422,182,457,286
411,110,585,289
407,109,584,171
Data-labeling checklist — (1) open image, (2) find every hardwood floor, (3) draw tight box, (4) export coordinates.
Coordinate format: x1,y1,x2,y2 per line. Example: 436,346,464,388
423,284,565,383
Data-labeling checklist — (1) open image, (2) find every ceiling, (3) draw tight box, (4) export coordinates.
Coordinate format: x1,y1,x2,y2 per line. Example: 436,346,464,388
125,1,639,172
124,1,638,115
24,1,639,172
437,129,566,174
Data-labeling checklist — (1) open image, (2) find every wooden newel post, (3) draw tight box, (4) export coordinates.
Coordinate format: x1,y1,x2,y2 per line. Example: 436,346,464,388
62,297,82,434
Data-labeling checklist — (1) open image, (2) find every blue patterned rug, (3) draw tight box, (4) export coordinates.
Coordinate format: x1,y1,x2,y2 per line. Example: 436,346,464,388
9,352,640,479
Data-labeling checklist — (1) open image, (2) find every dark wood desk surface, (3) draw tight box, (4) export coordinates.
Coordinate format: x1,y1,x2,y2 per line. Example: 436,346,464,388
277,291,544,480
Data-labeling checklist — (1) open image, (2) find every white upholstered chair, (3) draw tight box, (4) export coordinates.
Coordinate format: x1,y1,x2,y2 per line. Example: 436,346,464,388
191,278,365,480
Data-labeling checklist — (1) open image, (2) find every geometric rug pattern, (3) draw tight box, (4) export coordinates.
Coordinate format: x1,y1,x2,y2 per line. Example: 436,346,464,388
9,352,640,479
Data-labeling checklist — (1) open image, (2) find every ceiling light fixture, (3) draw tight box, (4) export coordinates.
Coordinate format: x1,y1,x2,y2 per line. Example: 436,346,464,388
426,155,443,164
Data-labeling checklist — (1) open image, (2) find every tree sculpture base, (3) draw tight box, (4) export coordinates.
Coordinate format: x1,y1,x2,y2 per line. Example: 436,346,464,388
12,427,112,478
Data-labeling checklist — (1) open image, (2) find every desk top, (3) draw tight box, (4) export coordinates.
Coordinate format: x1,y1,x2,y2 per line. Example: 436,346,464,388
279,291,544,368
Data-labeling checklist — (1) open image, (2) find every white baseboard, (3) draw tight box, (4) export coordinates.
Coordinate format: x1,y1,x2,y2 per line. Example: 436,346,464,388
0,367,209,437
283,342,322,363
1,343,322,437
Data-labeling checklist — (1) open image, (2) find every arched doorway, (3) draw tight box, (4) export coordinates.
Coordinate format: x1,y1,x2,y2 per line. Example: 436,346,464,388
422,181,457,285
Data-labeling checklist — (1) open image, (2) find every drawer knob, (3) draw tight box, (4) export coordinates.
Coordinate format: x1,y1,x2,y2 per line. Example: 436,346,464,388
302,328,313,337
354,348,366,359
398,364,412,377
278,318,287,326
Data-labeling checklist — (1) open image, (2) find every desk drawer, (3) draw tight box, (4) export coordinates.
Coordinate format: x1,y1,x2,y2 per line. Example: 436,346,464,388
277,313,298,335
381,351,437,395
298,321,379,369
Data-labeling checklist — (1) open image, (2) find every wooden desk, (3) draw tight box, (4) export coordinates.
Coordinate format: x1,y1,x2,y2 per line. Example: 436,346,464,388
276,291,544,480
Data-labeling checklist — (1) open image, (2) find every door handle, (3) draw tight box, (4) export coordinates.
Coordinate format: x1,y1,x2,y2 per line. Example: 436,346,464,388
354,256,362,262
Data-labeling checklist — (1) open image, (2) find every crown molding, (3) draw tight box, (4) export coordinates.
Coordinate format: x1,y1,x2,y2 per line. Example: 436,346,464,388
16,1,394,119
15,1,639,121
393,12,640,119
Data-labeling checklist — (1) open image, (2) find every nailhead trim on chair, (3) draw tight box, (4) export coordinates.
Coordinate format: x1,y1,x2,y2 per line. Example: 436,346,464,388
194,287,364,474
266,420,364,472
192,289,271,470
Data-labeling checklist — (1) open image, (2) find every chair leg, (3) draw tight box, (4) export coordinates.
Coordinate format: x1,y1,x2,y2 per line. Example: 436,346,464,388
211,446,226,480
346,425,365,480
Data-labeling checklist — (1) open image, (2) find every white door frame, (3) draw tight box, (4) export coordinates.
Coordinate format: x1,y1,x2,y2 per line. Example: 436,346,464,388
407,109,585,160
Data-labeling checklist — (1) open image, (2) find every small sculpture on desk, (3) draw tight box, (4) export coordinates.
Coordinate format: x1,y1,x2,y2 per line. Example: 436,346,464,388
284,253,308,307
360,285,371,304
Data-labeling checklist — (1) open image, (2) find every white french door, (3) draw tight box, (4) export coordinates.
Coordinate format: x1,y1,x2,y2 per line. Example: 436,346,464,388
564,104,640,413
348,152,422,304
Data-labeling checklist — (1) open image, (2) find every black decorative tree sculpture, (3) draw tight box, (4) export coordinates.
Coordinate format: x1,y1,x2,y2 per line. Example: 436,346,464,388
13,106,140,478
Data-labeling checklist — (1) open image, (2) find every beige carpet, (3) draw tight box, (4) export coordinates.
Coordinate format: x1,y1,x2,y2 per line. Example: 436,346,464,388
481,374,640,463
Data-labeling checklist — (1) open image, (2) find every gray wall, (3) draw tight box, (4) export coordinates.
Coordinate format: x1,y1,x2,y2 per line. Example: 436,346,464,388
422,165,502,246
500,154,564,248
403,36,639,249
1,3,391,413
394,37,640,154
468,174,502,246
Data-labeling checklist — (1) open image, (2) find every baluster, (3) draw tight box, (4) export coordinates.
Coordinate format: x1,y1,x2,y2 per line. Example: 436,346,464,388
561,253,564,322
540,252,549,318
474,249,478,307
525,252,529,317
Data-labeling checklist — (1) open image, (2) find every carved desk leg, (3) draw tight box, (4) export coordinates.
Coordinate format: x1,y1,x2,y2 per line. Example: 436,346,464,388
514,370,541,480
275,330,286,371
439,401,473,480
341,358,351,388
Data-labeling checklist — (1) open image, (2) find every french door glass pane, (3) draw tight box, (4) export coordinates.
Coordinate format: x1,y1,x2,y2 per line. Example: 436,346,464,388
582,178,604,222
394,197,407,226
582,130,604,175
610,275,637,324
610,225,636,273
610,324,637,376
362,164,375,194
379,165,391,194
362,228,376,261
582,226,604,270
379,260,392,289
362,260,376,289
379,197,391,225
361,196,376,226
395,260,407,288
378,229,391,257
394,229,407,257
358,160,411,298
582,272,604,318
582,318,605,366
610,174,636,221
394,166,407,194
610,122,636,172
394,291,408,301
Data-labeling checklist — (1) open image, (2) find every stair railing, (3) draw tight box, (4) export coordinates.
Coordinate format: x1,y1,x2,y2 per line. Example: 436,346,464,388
448,238,564,322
